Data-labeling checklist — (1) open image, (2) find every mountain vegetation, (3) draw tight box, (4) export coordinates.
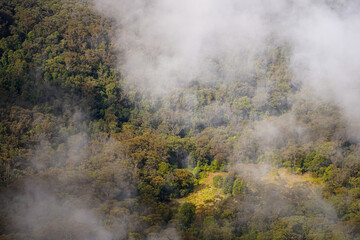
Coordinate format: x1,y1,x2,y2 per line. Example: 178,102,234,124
0,0,359,239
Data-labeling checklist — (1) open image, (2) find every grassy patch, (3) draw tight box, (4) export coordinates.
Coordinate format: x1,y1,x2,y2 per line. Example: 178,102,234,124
178,171,228,207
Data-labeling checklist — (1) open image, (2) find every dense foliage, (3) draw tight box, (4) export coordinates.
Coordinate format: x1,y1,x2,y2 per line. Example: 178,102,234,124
0,0,359,239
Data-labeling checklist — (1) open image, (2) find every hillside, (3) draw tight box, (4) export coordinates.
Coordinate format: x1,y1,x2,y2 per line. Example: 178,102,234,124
0,0,360,239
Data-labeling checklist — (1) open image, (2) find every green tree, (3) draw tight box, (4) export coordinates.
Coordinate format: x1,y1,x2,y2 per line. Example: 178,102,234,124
232,178,246,196
213,175,223,188
178,202,196,230
223,174,235,194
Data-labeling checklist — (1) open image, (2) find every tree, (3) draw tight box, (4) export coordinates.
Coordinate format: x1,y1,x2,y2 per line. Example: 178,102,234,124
169,169,194,198
223,174,235,194
178,202,196,230
232,96,252,118
232,178,246,196
213,175,223,188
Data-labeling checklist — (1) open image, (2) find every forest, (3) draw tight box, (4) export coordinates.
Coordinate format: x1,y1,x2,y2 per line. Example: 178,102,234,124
0,0,360,239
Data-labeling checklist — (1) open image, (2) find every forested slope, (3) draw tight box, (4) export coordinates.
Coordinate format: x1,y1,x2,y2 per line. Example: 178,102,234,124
0,0,359,239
